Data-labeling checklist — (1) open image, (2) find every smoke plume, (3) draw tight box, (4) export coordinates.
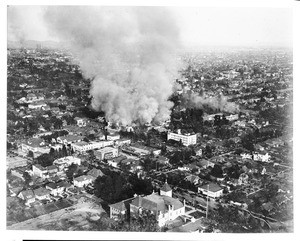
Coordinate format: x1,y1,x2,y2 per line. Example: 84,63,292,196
182,91,240,113
44,6,180,125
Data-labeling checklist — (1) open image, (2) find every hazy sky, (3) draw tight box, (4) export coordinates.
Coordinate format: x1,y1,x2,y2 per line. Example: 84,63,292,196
7,5,293,48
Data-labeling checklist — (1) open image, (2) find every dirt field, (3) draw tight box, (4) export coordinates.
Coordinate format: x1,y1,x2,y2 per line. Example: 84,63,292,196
7,200,105,230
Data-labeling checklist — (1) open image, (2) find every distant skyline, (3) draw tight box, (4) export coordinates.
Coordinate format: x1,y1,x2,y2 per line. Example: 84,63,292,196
7,6,293,48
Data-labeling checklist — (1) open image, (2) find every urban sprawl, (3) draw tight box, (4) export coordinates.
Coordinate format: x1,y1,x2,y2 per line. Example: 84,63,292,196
7,45,293,232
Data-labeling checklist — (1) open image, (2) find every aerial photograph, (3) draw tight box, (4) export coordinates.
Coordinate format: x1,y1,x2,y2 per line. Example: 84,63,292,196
6,4,294,234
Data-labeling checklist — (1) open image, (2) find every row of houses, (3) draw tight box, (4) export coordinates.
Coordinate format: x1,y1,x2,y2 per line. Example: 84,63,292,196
15,167,104,206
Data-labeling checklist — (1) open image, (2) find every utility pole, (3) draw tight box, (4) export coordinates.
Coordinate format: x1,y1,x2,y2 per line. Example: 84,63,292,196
206,184,209,219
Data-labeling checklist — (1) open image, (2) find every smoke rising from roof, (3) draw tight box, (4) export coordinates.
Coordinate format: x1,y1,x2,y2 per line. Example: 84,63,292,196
43,6,181,125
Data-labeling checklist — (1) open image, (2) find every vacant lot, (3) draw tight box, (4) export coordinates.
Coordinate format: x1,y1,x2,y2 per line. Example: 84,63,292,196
7,198,104,230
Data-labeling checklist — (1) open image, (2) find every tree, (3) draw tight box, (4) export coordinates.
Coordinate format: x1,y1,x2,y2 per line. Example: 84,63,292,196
160,143,167,154
62,145,68,157
241,133,255,151
227,164,241,179
208,204,251,232
66,163,78,181
49,147,56,158
23,172,32,187
205,145,213,158
36,153,53,167
112,210,158,232
27,150,34,159
129,174,153,195
94,175,114,203
210,164,223,178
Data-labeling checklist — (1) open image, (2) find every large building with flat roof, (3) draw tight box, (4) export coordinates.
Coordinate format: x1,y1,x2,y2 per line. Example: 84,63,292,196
94,147,119,161
167,130,197,146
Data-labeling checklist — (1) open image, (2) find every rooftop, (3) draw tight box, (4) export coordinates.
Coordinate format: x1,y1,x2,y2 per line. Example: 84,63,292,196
199,182,223,192
161,181,172,192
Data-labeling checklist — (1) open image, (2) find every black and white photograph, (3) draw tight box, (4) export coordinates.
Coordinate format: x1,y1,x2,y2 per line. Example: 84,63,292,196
3,0,299,239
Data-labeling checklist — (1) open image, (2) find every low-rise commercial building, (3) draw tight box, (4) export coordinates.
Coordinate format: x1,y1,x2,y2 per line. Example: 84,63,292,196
94,147,119,161
167,130,197,146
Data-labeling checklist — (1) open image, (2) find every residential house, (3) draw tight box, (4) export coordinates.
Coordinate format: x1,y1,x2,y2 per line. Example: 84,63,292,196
109,197,135,220
47,165,58,177
8,186,23,197
57,135,83,145
240,153,252,159
87,168,105,178
226,114,239,121
107,156,127,168
110,201,127,219
238,173,249,185
28,101,47,109
26,93,37,102
20,138,49,155
178,165,190,172
73,175,95,188
155,156,170,165
32,164,58,179
34,187,51,200
195,147,203,157
74,117,87,127
32,164,48,178
53,156,81,171
198,182,223,199
185,175,201,185
265,138,285,148
42,105,51,111
18,189,35,205
115,138,131,146
107,133,121,141
253,151,271,162
197,160,214,169
46,181,70,196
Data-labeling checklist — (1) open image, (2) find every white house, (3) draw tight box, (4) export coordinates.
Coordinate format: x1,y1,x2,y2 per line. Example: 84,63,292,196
74,117,87,127
115,138,131,146
198,182,223,199
226,114,239,121
32,164,48,178
73,175,95,187
253,152,271,162
18,190,35,205
28,101,47,109
53,156,81,170
240,153,252,159
46,181,70,196
20,138,48,154
107,133,121,141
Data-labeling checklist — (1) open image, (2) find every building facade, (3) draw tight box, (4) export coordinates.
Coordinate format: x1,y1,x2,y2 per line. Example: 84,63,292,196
167,131,197,146
94,147,119,161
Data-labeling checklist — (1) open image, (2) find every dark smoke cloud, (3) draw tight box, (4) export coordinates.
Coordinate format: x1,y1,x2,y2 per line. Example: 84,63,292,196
44,6,181,125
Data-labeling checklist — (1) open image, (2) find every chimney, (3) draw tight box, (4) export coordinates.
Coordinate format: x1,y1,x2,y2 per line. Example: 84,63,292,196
105,128,108,140
177,129,181,135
